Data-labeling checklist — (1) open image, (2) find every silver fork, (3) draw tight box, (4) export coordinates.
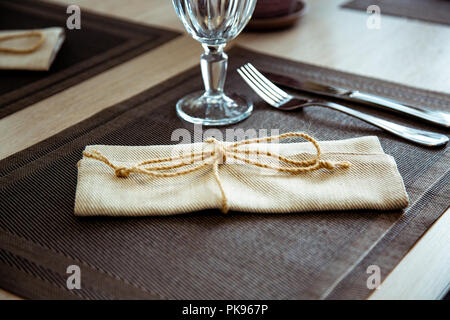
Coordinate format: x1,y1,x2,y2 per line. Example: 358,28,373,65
237,63,448,147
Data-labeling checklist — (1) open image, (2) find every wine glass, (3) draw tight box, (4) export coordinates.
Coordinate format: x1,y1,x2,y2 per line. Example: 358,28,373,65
172,0,257,126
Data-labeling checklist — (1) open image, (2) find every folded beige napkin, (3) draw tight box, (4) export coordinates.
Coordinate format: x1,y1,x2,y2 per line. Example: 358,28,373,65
0,27,65,71
74,135,409,216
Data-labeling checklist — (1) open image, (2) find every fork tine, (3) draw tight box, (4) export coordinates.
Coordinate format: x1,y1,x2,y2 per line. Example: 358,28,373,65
245,63,291,99
237,67,279,106
240,65,284,103
242,64,286,102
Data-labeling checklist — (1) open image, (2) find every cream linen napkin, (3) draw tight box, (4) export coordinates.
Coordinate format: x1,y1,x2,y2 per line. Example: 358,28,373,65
74,136,409,216
0,27,65,71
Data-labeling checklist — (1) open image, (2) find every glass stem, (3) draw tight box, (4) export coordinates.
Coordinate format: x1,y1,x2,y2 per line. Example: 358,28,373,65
200,44,227,97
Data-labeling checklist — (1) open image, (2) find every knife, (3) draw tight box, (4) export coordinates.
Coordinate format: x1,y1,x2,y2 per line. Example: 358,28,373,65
263,71,450,128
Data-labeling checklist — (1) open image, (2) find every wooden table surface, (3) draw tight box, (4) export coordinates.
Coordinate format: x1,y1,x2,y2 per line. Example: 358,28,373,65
1,0,449,300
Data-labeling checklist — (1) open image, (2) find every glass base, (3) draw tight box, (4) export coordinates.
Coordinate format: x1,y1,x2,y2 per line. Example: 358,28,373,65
176,91,253,126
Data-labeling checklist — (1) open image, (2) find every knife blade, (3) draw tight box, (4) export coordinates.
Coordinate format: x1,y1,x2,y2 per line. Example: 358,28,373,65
263,70,450,128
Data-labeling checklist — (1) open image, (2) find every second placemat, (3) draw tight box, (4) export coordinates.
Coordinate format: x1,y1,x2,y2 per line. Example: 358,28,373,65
0,47,448,299
342,0,450,27
0,0,179,119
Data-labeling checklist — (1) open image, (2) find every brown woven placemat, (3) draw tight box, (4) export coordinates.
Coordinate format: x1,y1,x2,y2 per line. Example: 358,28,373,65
0,46,448,299
342,0,450,26
0,0,179,119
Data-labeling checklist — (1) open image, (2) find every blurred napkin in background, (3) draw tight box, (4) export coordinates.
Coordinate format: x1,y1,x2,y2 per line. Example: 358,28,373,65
0,27,65,71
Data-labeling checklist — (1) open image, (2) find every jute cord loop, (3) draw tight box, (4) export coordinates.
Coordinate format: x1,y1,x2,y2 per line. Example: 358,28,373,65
0,31,45,54
82,132,351,213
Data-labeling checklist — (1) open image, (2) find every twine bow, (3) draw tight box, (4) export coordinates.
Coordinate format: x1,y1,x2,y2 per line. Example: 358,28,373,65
0,31,45,54
82,132,351,214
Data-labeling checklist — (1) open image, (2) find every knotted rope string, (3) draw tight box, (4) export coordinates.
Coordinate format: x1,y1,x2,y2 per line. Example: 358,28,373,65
0,31,45,54
82,132,351,214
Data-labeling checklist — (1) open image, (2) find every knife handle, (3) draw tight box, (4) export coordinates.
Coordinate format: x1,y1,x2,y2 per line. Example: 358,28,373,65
348,91,450,128
317,102,449,147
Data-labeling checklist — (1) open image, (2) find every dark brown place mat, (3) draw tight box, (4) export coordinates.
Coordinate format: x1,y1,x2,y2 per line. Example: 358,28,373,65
0,46,449,299
0,0,179,119
342,0,450,27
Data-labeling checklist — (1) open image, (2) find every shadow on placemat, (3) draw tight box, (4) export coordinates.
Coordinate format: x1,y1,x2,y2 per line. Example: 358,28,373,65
0,46,448,299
